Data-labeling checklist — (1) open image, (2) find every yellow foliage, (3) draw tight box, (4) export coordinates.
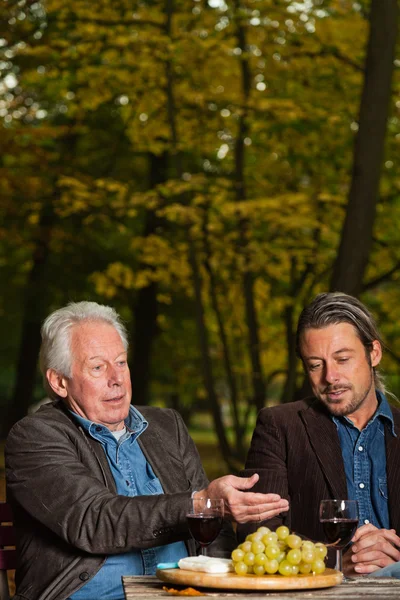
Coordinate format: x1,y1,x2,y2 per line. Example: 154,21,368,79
91,263,136,298
4,0,399,409
27,213,39,226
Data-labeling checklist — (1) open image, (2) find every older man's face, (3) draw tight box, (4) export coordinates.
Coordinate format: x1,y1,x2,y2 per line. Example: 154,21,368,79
62,321,132,430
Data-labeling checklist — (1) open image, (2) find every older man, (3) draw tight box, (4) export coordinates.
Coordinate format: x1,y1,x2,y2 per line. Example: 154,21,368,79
239,292,400,575
6,301,288,600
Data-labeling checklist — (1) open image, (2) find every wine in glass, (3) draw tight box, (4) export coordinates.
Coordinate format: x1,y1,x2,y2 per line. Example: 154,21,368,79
319,499,359,574
187,497,224,555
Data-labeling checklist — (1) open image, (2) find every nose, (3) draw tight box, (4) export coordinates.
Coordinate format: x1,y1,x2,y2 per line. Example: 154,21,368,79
324,361,340,384
108,365,123,386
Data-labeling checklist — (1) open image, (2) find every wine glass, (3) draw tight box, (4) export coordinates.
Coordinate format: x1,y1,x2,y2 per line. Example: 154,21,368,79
319,499,359,574
186,497,224,556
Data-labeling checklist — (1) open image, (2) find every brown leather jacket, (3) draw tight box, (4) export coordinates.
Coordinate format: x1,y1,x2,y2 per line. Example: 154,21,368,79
6,402,235,600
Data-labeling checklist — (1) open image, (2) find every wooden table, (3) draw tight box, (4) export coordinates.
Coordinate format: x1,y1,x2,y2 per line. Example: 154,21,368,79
122,575,400,600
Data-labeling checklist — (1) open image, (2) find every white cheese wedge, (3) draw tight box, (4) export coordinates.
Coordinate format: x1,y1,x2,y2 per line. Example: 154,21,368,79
178,556,234,574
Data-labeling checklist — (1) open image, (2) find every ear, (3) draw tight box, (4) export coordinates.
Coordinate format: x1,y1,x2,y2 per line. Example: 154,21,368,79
370,340,382,368
46,369,68,398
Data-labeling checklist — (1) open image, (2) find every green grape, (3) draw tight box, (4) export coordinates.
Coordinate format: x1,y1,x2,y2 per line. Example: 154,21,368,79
254,553,267,566
234,561,248,575
286,534,302,549
265,559,279,574
253,564,265,576
231,548,245,562
276,550,286,563
276,525,290,541
278,560,293,577
314,543,328,559
251,541,265,555
301,548,315,563
243,552,255,566
262,532,278,545
312,559,326,575
299,563,312,575
265,544,280,559
241,541,252,553
231,529,327,578
286,548,302,565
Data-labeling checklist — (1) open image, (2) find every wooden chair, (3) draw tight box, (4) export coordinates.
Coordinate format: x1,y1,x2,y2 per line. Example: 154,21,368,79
0,503,16,600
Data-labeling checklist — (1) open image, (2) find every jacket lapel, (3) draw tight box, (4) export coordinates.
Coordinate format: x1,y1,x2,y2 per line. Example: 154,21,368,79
138,425,188,494
385,407,400,530
300,401,348,500
87,435,118,492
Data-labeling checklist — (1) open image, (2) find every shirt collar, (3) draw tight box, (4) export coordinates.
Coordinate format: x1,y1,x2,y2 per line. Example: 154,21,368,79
69,405,148,440
375,391,396,436
332,390,396,436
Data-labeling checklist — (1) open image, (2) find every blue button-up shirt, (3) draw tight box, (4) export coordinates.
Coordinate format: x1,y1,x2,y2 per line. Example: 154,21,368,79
69,406,188,600
332,392,396,529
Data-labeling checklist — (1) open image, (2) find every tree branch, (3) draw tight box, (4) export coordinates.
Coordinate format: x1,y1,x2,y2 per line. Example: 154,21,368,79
362,261,400,291
288,47,363,72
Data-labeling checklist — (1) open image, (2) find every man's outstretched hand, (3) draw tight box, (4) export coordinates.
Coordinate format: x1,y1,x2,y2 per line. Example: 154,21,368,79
195,474,289,524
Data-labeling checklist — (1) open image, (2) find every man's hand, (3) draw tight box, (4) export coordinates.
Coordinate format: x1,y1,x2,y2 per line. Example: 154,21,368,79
195,474,289,524
347,524,400,574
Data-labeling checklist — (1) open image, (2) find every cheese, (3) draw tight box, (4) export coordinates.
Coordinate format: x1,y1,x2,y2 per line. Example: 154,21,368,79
178,556,234,574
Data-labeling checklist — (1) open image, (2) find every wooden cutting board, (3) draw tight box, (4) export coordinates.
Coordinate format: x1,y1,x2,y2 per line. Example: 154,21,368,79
156,567,343,590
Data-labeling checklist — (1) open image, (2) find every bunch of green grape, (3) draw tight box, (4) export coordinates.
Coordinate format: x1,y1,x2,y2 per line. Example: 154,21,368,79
231,526,328,577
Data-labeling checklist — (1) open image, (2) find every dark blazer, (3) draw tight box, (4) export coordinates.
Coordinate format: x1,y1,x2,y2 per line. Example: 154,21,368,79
238,398,400,543
6,401,235,600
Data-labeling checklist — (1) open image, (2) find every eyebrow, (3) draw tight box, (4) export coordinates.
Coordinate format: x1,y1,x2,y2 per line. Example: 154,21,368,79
305,348,355,360
87,352,127,362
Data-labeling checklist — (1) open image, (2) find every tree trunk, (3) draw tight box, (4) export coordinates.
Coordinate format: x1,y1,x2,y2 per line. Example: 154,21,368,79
202,206,245,460
330,0,398,295
163,0,235,466
6,204,55,433
281,304,298,403
188,236,234,468
234,1,266,413
129,153,168,405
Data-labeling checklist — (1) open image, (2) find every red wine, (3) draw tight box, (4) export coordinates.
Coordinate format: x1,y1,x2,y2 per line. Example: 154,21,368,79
321,518,358,548
187,514,223,546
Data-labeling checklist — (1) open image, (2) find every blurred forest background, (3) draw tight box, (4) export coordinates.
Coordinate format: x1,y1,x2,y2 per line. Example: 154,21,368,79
1,0,400,479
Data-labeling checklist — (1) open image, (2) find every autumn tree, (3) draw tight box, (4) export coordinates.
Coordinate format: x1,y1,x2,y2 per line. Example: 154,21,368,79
2,0,400,463
331,0,399,296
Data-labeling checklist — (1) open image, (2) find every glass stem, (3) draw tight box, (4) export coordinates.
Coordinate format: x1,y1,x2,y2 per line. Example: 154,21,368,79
200,545,207,556
335,549,343,572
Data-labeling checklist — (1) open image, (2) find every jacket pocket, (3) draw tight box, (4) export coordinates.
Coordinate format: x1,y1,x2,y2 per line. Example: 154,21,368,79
145,477,164,495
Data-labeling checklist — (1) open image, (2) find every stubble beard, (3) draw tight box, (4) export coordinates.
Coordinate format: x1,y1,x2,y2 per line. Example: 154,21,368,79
317,372,375,419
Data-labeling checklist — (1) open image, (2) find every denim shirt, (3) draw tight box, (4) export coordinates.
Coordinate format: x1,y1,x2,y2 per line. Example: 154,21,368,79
69,406,188,600
332,392,396,529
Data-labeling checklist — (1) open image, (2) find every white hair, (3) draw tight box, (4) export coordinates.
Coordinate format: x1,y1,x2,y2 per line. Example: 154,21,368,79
39,301,128,399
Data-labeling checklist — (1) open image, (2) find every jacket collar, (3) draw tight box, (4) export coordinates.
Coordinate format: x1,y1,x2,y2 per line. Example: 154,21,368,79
137,422,188,495
54,401,188,495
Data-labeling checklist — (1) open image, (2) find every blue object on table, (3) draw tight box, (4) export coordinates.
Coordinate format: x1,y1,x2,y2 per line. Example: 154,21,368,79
368,562,400,578
156,562,179,570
